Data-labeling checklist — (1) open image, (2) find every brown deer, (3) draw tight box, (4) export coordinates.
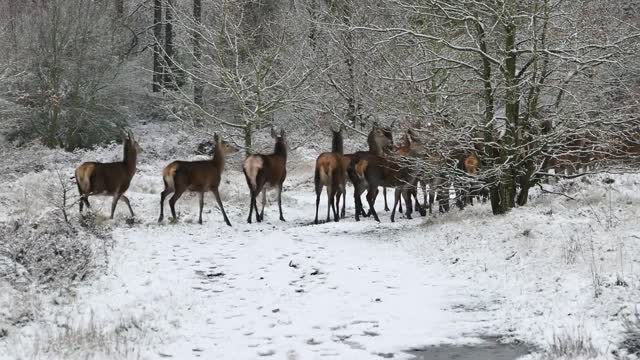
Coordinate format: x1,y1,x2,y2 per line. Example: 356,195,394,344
243,128,287,224
345,123,394,219
74,130,141,219
393,130,429,216
158,134,239,226
350,132,423,222
314,126,346,224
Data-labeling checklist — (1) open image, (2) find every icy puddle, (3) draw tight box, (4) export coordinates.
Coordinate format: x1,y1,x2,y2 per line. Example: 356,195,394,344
405,337,535,360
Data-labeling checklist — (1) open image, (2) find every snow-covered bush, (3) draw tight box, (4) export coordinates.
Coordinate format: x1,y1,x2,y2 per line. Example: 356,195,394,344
0,213,111,289
620,312,640,357
545,332,600,359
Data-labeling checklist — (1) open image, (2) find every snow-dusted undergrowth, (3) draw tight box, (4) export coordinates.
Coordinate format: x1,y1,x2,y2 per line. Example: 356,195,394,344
1,122,639,359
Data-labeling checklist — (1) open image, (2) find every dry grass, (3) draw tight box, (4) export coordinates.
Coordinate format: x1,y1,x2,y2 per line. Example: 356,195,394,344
544,331,600,359
8,312,146,360
619,312,640,357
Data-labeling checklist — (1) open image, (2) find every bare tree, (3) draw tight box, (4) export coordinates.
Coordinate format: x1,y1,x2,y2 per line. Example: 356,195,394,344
193,0,204,106
349,0,640,214
161,0,315,154
152,0,163,92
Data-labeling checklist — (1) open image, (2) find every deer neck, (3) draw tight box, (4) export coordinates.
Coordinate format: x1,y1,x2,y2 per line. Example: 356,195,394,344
274,141,287,161
212,144,226,172
332,134,344,154
123,146,137,175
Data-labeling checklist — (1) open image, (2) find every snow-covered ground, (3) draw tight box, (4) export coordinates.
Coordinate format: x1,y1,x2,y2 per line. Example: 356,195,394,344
1,123,639,359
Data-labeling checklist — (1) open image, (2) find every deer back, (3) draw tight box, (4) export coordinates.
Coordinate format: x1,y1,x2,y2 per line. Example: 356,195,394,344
75,131,140,195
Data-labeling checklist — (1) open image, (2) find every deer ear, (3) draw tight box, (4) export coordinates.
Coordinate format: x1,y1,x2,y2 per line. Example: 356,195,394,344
280,129,285,138
271,127,277,138
214,133,219,143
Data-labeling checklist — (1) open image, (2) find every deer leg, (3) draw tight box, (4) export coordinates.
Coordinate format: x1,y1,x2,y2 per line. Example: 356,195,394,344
259,188,267,222
277,184,285,222
198,192,205,225
169,189,185,222
110,193,123,219
402,189,413,220
334,186,342,222
158,188,173,222
415,188,426,216
391,188,401,222
330,187,338,222
120,194,135,218
325,185,332,223
212,188,231,227
358,185,368,217
383,186,389,211
247,192,255,224
314,182,322,225
366,186,380,222
253,193,261,223
353,183,363,222
79,194,85,213
341,187,346,219
365,188,378,217
398,192,404,213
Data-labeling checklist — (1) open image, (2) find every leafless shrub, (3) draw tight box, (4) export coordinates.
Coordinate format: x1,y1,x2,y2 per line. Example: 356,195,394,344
620,312,640,357
0,213,111,289
13,312,146,359
561,235,582,265
545,331,599,359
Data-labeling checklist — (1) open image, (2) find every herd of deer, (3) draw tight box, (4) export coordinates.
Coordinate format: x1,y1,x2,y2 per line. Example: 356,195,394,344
73,122,640,226
73,125,483,227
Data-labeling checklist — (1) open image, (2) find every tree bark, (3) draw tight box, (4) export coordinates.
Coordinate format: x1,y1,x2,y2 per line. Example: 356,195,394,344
115,0,124,16
164,0,175,89
152,0,163,92
193,0,204,106
244,122,253,156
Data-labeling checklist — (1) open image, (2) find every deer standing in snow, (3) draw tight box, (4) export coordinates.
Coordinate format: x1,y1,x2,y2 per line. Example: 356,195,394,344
158,134,239,225
314,126,346,224
243,128,288,223
74,130,141,219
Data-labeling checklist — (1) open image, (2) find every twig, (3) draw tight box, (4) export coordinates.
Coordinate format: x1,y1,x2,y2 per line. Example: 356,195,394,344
536,183,576,201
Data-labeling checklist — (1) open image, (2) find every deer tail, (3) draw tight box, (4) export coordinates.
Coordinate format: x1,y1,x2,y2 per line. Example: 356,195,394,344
355,159,368,180
75,163,95,194
162,163,178,191
243,155,264,191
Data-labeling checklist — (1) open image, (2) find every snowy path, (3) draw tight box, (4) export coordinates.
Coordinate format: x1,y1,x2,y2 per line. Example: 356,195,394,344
77,189,489,359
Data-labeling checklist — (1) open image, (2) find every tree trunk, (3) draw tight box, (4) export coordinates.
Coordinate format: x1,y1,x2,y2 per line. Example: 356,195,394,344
115,0,124,16
244,122,253,156
341,2,358,127
152,0,163,92
193,0,204,106
309,0,318,51
164,0,175,89
496,3,519,214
